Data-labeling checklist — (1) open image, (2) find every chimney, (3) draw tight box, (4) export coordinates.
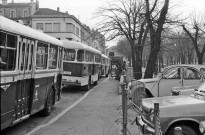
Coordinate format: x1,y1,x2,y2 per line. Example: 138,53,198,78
57,7,60,12
65,11,68,14
2,0,7,5
36,0,39,10
30,0,34,3
11,0,14,3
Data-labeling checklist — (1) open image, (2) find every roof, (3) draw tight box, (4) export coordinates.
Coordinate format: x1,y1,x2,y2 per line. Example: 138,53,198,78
0,3,33,8
33,8,68,16
0,16,63,47
61,40,101,55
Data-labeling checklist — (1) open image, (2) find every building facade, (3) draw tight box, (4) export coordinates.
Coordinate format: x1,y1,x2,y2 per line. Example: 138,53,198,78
0,0,39,26
31,8,105,52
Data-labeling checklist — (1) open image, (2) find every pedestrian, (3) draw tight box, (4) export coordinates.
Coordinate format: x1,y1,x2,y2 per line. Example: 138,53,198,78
116,64,122,81
108,68,111,79
122,61,127,70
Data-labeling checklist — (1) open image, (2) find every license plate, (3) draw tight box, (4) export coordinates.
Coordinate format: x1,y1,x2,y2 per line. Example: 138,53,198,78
64,71,71,75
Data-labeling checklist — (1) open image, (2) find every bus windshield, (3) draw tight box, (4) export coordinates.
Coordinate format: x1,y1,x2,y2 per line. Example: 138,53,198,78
64,49,75,61
77,50,84,62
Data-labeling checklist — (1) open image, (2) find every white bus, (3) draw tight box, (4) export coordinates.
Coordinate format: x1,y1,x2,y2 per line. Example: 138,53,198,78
101,54,111,77
61,40,102,90
0,16,64,130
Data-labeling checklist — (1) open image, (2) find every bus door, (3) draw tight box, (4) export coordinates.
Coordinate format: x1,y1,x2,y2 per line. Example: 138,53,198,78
14,37,33,122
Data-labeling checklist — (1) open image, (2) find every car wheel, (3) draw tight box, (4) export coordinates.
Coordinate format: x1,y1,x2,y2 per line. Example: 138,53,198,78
166,125,197,135
131,87,147,107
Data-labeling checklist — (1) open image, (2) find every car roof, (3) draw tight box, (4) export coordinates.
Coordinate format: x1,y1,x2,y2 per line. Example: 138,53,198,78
166,64,205,70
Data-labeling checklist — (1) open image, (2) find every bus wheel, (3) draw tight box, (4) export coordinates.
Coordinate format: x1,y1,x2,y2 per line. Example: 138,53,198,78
82,80,90,91
40,89,54,116
94,80,98,85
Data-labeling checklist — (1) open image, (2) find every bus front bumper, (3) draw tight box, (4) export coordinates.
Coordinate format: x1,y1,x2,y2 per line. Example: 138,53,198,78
62,80,81,87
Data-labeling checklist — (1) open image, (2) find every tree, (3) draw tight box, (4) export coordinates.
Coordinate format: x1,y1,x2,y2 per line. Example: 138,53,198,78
116,38,132,66
94,0,148,79
144,0,170,78
182,14,205,64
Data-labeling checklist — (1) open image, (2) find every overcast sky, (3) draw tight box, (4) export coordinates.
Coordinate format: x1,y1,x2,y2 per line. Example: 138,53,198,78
2,0,204,26
1,0,205,46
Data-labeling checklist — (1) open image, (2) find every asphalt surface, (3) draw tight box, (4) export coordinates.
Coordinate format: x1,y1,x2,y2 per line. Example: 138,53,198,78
25,78,141,135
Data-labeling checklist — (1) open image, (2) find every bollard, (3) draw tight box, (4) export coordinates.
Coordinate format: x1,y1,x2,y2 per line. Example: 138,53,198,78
174,127,182,135
121,75,127,135
154,103,162,135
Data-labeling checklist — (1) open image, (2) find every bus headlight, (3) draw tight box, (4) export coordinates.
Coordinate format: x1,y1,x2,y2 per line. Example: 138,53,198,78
199,121,205,133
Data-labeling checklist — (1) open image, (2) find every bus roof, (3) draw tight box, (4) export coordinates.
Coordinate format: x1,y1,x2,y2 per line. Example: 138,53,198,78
61,40,101,54
0,16,63,47
102,54,111,59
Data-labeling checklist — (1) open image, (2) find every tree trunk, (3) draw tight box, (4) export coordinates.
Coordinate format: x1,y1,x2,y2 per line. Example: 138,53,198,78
144,46,160,78
135,45,143,79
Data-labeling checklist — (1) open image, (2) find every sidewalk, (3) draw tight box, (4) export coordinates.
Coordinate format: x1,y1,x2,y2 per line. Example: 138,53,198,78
28,78,141,135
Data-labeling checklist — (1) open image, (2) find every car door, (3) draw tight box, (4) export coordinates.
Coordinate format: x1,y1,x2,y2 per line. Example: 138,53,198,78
158,66,183,97
182,67,204,87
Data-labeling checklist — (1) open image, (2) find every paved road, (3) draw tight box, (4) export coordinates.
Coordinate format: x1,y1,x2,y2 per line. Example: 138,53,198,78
28,78,140,135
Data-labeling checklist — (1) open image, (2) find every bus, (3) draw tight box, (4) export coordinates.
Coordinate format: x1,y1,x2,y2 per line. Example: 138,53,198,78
61,40,102,90
0,16,64,130
101,54,111,77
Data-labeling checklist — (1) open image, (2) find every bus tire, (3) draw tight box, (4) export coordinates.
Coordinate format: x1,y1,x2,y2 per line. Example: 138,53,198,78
82,79,90,91
40,88,54,116
94,80,98,85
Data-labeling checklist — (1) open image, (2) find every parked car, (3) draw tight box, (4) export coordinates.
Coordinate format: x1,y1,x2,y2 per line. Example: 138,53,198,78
136,82,205,135
171,85,199,96
130,65,205,101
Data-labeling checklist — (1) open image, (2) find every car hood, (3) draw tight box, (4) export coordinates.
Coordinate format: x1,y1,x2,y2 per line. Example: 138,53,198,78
138,78,159,83
142,95,205,116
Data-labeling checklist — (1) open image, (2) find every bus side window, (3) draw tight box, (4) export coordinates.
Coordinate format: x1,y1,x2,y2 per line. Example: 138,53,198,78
58,48,63,69
29,44,34,70
21,43,25,71
0,32,17,71
25,42,29,70
49,45,58,69
77,50,84,62
36,42,48,70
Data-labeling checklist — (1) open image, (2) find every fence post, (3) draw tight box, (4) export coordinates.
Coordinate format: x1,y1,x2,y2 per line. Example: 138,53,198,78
121,75,127,135
174,127,182,135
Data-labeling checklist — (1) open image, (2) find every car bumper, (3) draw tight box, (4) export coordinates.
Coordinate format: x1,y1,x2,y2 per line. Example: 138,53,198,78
136,116,155,134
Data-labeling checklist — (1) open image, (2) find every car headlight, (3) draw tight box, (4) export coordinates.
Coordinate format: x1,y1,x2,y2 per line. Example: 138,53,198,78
149,109,154,122
199,121,205,133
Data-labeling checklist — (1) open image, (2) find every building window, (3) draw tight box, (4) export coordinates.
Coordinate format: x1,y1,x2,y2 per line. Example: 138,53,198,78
76,27,79,36
53,23,60,32
81,30,85,39
10,10,16,18
0,11,3,16
66,23,75,33
109,52,114,56
45,23,52,32
56,38,60,40
36,23,43,31
23,10,29,17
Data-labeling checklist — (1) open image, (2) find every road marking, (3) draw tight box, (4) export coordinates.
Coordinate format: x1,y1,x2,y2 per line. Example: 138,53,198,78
25,78,108,135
